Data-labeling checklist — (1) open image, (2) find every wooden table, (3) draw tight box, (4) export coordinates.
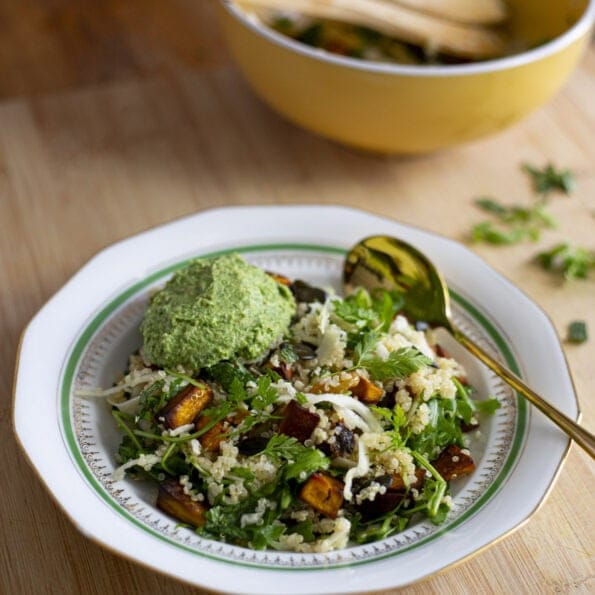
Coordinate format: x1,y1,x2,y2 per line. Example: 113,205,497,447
2,2,594,593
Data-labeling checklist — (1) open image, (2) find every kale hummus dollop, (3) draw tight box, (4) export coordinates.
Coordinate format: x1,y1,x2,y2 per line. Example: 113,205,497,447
141,253,295,370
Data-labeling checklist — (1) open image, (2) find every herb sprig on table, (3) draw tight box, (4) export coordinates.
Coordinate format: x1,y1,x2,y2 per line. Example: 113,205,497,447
470,162,570,246
537,243,595,281
469,161,591,343
522,162,575,196
471,197,556,245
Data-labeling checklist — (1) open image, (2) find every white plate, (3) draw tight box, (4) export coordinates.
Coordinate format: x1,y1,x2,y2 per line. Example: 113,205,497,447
13,206,576,594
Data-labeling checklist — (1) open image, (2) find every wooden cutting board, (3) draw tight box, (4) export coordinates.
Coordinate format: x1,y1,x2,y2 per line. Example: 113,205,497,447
1,2,593,593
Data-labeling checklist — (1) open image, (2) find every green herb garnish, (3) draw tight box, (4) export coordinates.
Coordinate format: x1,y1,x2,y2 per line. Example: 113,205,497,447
567,321,588,344
522,162,575,196
359,346,433,382
537,242,595,280
471,199,556,245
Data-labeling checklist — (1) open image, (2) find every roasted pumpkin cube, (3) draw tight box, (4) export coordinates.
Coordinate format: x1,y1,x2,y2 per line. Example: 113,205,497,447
156,479,207,527
389,467,426,492
299,472,344,518
311,372,383,403
432,445,475,481
351,376,384,404
267,271,292,286
278,399,320,443
196,416,227,452
310,373,359,395
159,382,212,429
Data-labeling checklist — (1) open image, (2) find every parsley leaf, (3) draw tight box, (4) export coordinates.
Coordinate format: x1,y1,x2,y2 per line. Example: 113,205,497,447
353,331,380,365
522,162,575,196
335,287,403,335
359,347,432,381
202,376,249,425
250,376,278,411
259,435,329,480
285,449,329,480
472,200,556,245
537,242,595,280
234,376,281,436
371,405,408,449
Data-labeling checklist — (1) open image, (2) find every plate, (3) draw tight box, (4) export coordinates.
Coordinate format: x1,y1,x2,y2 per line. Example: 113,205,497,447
13,205,576,594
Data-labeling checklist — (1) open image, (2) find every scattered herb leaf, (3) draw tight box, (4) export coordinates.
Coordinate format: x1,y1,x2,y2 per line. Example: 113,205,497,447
522,162,575,196
359,347,433,381
567,321,588,344
471,200,556,245
537,243,595,280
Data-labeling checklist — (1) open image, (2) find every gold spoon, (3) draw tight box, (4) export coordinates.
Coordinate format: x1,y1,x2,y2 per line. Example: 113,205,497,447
237,0,508,59
343,235,595,459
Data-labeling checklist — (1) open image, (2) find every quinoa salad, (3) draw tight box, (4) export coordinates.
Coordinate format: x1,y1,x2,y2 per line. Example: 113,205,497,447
80,256,499,552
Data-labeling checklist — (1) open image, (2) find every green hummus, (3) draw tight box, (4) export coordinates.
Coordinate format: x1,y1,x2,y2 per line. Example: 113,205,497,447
141,253,295,370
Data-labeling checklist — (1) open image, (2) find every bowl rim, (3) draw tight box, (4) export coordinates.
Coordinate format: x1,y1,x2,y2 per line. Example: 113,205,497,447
221,0,595,77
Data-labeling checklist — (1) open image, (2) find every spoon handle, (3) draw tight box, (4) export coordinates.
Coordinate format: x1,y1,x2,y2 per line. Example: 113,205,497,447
453,326,595,459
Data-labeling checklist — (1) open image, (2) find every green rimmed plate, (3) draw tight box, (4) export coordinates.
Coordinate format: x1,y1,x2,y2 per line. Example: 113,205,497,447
13,206,576,594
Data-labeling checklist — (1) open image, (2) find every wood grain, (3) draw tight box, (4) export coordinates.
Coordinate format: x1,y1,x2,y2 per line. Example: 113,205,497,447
1,2,594,594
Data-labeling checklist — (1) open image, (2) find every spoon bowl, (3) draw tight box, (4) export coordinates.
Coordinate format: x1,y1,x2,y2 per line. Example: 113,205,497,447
344,235,595,459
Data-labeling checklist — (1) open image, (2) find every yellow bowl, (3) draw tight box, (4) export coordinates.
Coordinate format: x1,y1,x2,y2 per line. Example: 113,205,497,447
218,0,595,153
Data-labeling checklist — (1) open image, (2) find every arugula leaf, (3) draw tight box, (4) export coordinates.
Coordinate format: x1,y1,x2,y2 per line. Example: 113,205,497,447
522,162,575,196
292,519,315,542
200,490,285,550
537,242,594,280
351,511,409,544
473,398,501,414
359,347,432,381
410,451,447,519
453,377,499,417
567,321,588,344
407,398,463,459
